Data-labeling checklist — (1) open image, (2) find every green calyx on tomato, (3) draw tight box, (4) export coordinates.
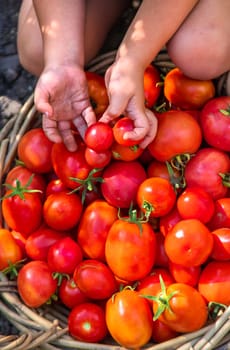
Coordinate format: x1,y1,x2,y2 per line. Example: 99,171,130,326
141,275,177,321
218,172,230,188
1,176,42,200
117,203,151,234
1,258,27,279
219,105,230,116
69,168,104,204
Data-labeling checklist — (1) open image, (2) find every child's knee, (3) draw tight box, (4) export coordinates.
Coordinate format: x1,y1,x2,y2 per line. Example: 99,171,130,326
17,34,43,76
167,32,229,80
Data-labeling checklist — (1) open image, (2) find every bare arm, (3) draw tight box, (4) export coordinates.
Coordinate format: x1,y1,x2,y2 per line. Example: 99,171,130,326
32,0,96,151
117,0,199,68
33,0,85,68
100,0,199,148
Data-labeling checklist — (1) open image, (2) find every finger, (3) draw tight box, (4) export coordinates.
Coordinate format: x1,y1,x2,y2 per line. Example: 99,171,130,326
122,112,150,141
58,120,78,152
81,105,97,126
99,94,127,123
42,114,62,144
34,87,53,118
72,116,88,140
139,109,158,149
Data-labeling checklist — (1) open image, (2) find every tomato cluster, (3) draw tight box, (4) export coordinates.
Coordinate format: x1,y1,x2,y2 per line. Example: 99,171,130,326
1,67,230,349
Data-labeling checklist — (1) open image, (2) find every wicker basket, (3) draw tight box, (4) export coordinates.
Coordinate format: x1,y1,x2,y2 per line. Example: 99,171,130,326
0,50,230,350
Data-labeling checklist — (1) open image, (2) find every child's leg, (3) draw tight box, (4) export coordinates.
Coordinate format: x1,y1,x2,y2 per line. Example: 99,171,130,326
17,0,131,76
167,0,230,79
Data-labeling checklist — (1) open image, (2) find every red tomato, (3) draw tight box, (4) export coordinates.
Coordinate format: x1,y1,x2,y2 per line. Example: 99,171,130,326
0,228,23,270
5,165,47,201
59,277,89,309
84,147,112,168
159,206,182,237
152,282,208,333
51,142,92,190
68,302,107,343
198,261,230,305
111,142,143,161
148,110,202,162
47,236,83,275
164,219,213,267
154,232,170,267
73,259,118,300
168,261,201,287
101,160,146,208
106,288,153,349
43,192,83,231
176,186,215,223
45,178,68,197
184,147,230,200
164,67,215,109
17,260,58,308
210,227,230,261
105,216,156,281
84,122,114,152
77,199,118,261
136,177,177,218
2,189,43,238
144,64,162,108
113,116,144,147
200,96,230,151
151,319,178,343
85,71,109,115
25,226,68,261
208,197,230,230
17,128,54,173
137,268,174,306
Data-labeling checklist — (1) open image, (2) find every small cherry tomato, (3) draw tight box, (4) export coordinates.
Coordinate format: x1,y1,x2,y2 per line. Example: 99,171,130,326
84,122,114,152
47,236,83,274
113,116,143,147
144,64,162,108
73,259,118,300
59,277,89,309
17,260,58,308
68,302,108,342
210,227,230,261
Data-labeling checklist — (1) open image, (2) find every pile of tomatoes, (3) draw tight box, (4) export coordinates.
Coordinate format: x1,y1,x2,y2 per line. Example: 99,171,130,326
0,65,230,350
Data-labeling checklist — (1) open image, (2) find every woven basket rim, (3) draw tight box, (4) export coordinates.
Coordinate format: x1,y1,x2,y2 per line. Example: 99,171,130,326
0,50,230,350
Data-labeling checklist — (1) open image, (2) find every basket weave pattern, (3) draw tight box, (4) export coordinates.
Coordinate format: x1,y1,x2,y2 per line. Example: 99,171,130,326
0,50,230,350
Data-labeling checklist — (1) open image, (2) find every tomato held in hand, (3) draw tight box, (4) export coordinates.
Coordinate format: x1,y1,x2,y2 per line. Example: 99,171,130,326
113,116,143,147
68,302,108,342
85,71,109,115
164,219,213,267
17,260,58,308
84,122,114,152
164,67,215,110
200,96,230,151
106,288,153,349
